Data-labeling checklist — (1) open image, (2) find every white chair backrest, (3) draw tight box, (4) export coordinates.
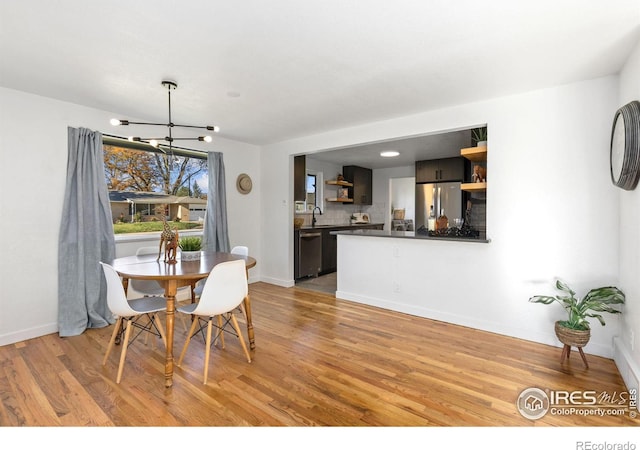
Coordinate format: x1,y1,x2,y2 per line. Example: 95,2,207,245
230,246,249,257
136,246,157,255
195,260,248,316
136,246,159,258
130,247,165,294
100,262,139,317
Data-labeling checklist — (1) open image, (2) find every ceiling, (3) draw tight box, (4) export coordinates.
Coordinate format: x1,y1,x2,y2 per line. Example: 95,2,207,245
307,129,474,169
1,0,639,153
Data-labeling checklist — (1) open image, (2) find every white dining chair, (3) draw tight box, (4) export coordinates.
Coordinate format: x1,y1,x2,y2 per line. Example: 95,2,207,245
230,245,249,257
177,259,251,384
192,245,249,298
100,262,167,384
129,246,165,297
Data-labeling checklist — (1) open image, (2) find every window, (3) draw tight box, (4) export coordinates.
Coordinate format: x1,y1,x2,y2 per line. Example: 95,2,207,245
305,174,316,209
304,170,323,211
103,136,208,234
295,168,323,213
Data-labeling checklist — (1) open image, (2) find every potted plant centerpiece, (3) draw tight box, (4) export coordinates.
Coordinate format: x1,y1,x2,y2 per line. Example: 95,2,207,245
179,236,202,261
529,279,625,364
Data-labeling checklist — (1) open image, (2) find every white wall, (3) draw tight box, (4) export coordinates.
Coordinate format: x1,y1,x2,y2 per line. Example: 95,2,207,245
0,87,262,345
1,54,636,374
262,75,623,358
615,39,640,391
376,165,415,230
389,177,415,222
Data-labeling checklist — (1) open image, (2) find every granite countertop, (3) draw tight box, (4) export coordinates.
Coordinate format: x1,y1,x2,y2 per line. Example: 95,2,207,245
299,222,384,230
330,227,490,243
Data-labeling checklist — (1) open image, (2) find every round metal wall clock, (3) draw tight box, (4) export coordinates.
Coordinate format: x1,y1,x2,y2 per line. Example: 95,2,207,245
610,100,640,190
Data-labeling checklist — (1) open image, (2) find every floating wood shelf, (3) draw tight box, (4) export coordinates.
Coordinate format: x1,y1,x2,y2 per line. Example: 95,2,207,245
461,146,488,162
326,198,354,203
326,180,353,187
461,182,487,192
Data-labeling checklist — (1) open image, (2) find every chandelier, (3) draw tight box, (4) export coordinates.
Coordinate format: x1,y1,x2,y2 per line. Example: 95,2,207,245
110,80,219,152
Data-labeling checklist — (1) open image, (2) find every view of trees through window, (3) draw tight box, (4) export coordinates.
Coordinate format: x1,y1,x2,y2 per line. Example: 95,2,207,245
104,145,208,234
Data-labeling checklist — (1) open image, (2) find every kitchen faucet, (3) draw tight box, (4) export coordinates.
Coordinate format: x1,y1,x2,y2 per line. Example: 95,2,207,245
312,206,322,227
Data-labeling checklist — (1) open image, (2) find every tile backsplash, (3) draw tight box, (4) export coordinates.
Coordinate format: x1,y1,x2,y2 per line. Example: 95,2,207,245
297,157,389,227
295,201,386,227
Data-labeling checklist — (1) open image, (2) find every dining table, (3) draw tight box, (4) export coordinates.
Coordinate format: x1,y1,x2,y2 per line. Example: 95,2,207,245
111,250,257,387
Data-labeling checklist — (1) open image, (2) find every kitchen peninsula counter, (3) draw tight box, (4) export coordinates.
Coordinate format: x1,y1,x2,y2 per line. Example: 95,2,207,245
333,227,493,336
331,227,490,243
295,223,384,277
299,222,384,231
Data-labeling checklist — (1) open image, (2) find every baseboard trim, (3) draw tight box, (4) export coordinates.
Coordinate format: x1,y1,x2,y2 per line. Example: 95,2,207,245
259,276,295,288
613,336,640,393
0,323,58,347
336,290,615,358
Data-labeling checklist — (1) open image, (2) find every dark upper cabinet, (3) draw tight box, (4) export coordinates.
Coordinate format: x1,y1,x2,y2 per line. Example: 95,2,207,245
294,155,306,202
415,159,439,183
415,156,466,183
343,165,372,205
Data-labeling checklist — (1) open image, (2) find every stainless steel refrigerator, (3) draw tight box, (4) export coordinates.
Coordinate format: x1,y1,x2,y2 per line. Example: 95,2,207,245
415,182,463,230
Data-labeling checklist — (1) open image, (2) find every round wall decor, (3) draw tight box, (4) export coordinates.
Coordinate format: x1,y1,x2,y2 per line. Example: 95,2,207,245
610,100,640,190
236,173,252,194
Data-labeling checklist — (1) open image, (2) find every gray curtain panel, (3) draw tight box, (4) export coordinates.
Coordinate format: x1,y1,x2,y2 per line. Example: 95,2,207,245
58,127,116,337
201,151,230,253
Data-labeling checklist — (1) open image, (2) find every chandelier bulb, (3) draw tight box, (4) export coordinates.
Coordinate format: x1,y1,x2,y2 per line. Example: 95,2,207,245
200,136,213,143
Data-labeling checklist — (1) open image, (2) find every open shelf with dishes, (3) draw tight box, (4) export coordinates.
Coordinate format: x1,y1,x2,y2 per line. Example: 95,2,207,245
460,145,487,192
460,146,487,162
460,181,487,192
325,180,353,187
325,198,354,203
325,179,354,202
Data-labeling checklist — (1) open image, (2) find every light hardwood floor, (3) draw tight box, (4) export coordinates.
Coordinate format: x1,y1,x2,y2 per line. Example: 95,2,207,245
0,282,637,426
295,272,337,294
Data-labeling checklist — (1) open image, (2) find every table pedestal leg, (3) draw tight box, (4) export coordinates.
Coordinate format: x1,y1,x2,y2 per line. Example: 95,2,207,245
243,294,255,350
165,279,177,388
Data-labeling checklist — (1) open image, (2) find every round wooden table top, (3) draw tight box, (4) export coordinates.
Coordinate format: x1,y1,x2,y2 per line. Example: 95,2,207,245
111,251,256,281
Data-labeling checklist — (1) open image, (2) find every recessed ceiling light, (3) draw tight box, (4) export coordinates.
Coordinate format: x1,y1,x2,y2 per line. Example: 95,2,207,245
380,151,400,157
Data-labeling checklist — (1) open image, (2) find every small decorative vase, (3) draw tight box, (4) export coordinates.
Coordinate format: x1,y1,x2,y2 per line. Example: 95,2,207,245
181,251,201,261
476,140,487,147
554,321,590,348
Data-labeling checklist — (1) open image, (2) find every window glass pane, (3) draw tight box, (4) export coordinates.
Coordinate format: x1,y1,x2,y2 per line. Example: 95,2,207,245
104,141,207,234
306,174,316,208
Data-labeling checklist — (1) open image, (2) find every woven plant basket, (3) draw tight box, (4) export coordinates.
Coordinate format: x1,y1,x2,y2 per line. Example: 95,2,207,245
554,321,590,348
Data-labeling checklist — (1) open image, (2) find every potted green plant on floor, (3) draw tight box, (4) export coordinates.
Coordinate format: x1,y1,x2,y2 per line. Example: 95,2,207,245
529,279,625,360
179,236,202,261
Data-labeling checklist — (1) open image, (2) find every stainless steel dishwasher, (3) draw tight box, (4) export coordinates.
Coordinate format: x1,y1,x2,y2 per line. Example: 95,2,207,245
297,230,322,279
